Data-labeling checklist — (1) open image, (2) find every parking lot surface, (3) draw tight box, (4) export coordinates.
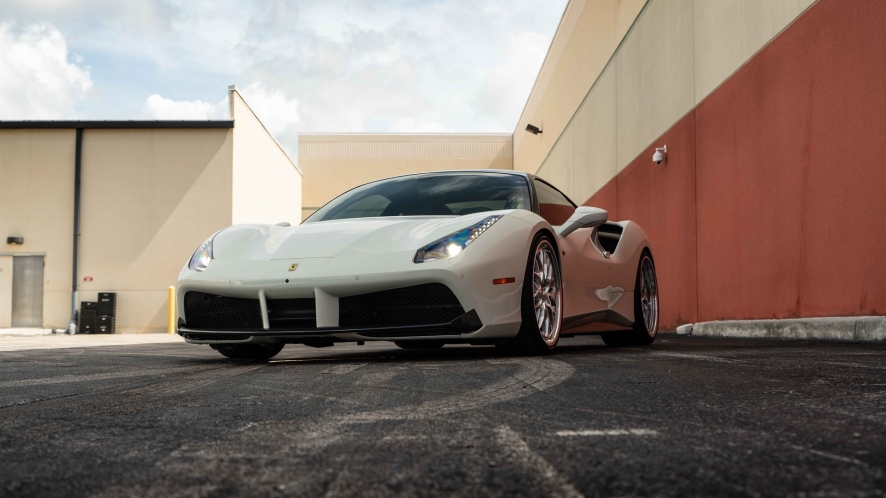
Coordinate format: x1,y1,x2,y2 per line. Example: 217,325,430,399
1,335,884,497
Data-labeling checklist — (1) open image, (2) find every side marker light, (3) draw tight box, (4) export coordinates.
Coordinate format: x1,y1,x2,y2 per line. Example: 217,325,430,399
493,277,516,285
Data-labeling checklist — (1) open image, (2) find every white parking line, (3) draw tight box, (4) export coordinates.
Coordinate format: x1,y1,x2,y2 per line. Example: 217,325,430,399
791,445,868,466
497,425,585,498
651,352,733,363
556,429,658,437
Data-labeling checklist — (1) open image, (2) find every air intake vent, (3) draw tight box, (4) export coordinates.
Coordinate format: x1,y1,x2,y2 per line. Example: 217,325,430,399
339,283,465,328
267,298,316,330
183,292,262,330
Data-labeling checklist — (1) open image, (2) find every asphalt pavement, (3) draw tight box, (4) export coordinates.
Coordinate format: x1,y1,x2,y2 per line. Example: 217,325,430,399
1,335,884,497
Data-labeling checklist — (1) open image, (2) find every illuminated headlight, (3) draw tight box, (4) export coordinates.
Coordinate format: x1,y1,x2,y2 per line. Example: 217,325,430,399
188,232,220,272
414,215,503,263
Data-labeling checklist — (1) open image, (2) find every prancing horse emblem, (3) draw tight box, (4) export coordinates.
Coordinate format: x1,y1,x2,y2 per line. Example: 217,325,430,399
288,264,299,271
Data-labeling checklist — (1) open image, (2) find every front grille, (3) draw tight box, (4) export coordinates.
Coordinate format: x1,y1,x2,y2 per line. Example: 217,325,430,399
184,333,251,341
183,292,263,330
356,328,458,338
339,283,465,328
267,298,316,330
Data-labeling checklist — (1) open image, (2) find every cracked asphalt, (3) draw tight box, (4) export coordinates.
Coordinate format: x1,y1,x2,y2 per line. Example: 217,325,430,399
1,335,885,497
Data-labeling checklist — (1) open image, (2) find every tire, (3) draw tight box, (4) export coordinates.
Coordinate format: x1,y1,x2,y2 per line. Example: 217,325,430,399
498,233,563,356
394,340,445,349
211,343,285,360
602,251,659,347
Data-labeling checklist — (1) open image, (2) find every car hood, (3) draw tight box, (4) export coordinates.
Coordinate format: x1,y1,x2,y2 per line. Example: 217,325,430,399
211,212,513,261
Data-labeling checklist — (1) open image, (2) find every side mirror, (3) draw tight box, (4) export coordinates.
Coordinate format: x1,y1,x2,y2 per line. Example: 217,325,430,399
557,207,608,238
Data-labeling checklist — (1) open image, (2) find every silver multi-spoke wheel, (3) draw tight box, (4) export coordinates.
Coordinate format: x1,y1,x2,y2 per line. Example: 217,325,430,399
638,255,659,337
532,240,562,346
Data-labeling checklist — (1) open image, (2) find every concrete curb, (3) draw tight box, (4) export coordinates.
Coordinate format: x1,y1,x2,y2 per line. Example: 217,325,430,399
682,317,886,342
0,328,54,337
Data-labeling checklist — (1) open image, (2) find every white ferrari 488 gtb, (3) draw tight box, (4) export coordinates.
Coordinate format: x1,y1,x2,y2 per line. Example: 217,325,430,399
177,171,659,360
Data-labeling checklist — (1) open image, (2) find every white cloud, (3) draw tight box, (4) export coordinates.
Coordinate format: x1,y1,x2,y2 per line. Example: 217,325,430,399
477,31,550,126
2,0,567,139
0,23,93,119
389,118,452,134
237,83,300,136
142,94,227,120
142,83,299,135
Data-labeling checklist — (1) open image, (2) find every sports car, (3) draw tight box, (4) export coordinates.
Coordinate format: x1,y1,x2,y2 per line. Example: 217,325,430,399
176,170,659,360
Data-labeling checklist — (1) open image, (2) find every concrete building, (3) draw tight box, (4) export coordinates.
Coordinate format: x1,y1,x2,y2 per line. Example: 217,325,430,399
514,0,886,329
298,133,513,220
301,0,886,330
0,87,302,333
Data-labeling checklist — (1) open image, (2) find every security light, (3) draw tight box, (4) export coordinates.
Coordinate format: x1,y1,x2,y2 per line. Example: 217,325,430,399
653,145,667,164
525,124,542,135
6,237,23,245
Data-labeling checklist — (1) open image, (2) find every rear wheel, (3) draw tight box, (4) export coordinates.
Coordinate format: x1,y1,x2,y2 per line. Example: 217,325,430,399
498,234,563,356
211,343,285,360
394,340,445,349
602,251,658,347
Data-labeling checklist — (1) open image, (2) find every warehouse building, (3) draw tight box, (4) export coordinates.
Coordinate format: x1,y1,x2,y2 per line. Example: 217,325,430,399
0,87,302,333
301,0,886,330
298,133,513,220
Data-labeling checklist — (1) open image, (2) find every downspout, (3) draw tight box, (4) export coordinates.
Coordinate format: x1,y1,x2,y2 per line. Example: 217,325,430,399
67,128,83,334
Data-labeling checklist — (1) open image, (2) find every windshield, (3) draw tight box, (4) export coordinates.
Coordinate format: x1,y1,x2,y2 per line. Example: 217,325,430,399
305,173,531,222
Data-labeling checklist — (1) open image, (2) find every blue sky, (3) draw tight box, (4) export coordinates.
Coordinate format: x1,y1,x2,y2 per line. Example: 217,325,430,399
0,0,567,156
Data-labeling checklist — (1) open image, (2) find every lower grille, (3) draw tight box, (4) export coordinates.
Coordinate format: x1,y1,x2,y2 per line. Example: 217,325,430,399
339,283,465,328
356,328,458,338
184,333,251,341
267,298,316,330
183,292,263,330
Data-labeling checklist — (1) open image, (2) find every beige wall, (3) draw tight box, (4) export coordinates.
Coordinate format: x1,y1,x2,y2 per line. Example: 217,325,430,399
79,129,234,333
299,134,513,220
514,0,648,176
530,0,816,203
0,256,13,328
0,129,76,329
231,88,303,225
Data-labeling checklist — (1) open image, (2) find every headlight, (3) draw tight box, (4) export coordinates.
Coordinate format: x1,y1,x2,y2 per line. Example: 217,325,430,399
188,231,220,272
414,215,503,263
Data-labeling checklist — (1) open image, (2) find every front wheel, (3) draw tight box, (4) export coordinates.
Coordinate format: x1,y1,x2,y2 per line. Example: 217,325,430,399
602,251,658,347
211,343,285,360
498,233,563,356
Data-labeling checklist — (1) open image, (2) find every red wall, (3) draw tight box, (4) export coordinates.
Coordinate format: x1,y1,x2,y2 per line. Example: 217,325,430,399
585,0,886,329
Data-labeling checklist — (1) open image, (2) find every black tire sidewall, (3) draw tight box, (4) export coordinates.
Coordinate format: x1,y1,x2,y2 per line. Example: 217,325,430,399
631,251,657,345
520,233,562,354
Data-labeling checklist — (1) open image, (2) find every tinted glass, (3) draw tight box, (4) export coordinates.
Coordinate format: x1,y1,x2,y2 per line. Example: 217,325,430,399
533,178,575,226
306,173,531,222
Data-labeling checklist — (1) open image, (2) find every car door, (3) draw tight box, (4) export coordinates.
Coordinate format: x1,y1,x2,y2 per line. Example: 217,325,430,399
531,178,612,321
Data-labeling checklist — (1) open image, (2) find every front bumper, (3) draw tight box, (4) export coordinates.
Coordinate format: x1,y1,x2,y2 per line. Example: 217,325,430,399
178,309,489,345
176,217,535,345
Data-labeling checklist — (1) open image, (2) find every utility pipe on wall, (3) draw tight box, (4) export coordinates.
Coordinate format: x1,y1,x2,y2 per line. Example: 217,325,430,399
68,128,83,334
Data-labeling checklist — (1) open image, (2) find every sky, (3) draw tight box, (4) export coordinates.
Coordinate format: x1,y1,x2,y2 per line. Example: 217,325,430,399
0,0,567,157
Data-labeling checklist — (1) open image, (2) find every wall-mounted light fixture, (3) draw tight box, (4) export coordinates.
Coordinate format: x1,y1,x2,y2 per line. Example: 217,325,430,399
7,236,24,245
525,124,542,135
653,145,667,164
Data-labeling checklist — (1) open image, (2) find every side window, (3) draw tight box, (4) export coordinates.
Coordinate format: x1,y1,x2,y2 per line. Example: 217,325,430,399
533,179,575,226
